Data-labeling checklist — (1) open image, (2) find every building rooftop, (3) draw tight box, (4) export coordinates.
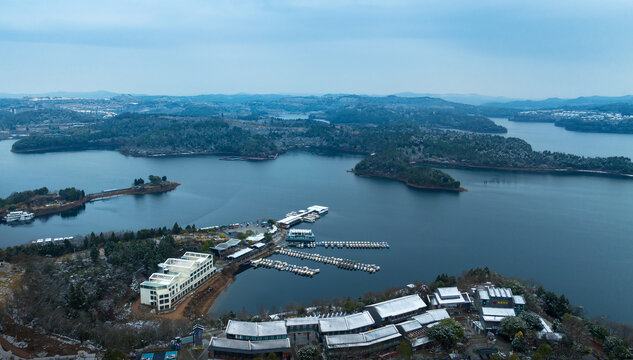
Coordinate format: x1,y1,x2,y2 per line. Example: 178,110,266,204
226,320,287,338
318,311,375,333
307,205,328,213
143,272,179,286
246,234,265,242
161,258,196,270
324,325,401,349
437,287,461,299
366,295,427,319
481,307,516,323
213,238,242,251
181,252,211,262
209,337,291,353
412,309,450,326
251,242,266,249
227,248,253,260
288,229,313,235
285,317,320,327
513,295,526,305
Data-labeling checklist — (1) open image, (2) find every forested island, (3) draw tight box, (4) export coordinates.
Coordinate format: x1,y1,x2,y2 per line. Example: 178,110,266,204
352,150,464,191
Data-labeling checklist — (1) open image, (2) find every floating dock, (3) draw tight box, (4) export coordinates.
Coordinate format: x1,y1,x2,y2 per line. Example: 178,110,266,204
251,258,320,277
291,241,389,249
275,248,381,273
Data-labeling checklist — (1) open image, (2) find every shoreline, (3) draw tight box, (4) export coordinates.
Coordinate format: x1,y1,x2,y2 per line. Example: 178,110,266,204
414,160,633,179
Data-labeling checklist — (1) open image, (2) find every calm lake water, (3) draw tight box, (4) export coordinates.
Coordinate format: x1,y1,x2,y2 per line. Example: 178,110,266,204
1,121,632,321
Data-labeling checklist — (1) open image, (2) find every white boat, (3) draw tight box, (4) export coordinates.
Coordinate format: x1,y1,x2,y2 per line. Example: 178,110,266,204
3,210,35,223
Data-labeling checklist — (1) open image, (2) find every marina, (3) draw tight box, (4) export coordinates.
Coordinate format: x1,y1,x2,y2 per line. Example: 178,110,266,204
274,248,381,273
251,258,320,277
277,205,328,228
291,241,390,249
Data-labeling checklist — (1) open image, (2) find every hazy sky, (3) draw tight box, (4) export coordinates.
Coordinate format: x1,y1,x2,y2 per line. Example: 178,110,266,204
1,0,632,98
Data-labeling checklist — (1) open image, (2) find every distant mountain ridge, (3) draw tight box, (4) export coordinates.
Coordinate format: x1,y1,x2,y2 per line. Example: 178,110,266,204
484,95,633,110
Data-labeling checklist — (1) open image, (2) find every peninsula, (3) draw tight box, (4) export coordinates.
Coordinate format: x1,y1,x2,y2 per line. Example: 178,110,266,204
0,175,179,222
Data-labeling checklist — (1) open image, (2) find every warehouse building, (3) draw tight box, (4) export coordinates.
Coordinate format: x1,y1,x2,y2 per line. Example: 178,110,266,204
226,320,288,341
365,295,428,325
323,325,402,359
318,311,375,337
208,337,291,360
396,309,450,348
427,287,472,312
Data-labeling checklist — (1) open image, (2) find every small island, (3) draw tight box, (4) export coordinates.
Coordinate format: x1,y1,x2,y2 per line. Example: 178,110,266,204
1,175,179,223
352,150,465,192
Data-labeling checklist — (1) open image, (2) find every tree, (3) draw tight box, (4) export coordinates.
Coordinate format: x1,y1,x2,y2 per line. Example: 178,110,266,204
172,222,182,235
133,178,145,186
511,331,528,353
148,175,162,184
265,353,279,360
427,318,464,349
396,341,412,360
103,349,127,360
519,311,544,331
532,343,552,360
500,316,527,339
343,299,356,313
296,345,321,360
161,175,167,181
90,246,99,262
263,232,273,243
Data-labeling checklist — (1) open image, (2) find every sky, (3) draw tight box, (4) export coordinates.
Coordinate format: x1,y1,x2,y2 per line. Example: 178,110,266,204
0,0,632,98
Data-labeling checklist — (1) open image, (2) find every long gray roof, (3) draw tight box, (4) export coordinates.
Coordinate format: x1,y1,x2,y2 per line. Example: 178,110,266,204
213,238,241,251
209,337,291,353
366,295,427,318
318,311,375,333
324,325,401,349
225,320,287,337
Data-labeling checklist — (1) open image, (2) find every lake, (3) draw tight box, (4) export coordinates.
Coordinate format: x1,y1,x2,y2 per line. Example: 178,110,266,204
1,120,632,322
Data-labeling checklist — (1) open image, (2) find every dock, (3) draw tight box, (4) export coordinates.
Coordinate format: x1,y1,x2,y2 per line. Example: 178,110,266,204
251,258,320,277
274,248,381,273
291,241,389,249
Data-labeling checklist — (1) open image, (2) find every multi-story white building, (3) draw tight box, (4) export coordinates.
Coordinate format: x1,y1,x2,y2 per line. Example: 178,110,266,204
140,252,216,311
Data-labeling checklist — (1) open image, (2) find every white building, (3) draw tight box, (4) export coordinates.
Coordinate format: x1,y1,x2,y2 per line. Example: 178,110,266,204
140,252,216,311
427,287,472,311
365,294,428,325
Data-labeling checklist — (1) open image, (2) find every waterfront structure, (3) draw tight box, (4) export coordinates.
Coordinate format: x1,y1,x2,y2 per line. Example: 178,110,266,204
396,309,450,348
245,233,265,243
318,311,375,337
427,287,472,312
208,337,291,360
307,205,328,215
140,252,216,311
226,320,288,341
212,238,241,256
286,229,315,243
323,325,402,359
366,294,428,326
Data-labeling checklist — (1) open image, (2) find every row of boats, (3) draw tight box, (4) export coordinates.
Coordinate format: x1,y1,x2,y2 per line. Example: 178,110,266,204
275,248,381,273
31,236,74,244
251,258,320,277
292,241,390,249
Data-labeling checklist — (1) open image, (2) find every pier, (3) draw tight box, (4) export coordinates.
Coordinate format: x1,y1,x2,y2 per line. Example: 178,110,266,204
251,258,320,277
290,241,390,249
274,248,381,273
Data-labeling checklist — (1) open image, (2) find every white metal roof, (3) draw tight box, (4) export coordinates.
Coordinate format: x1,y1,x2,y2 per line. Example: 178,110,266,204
227,248,253,259
318,311,374,333
487,286,513,298
412,309,450,326
278,215,302,225
396,319,422,333
288,229,313,235
513,295,526,305
209,337,291,352
437,287,461,299
213,238,241,251
226,320,287,337
162,258,196,270
481,307,516,317
285,317,320,327
307,205,328,213
251,242,266,249
478,289,490,300
367,295,427,319
246,234,265,242
324,325,401,349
